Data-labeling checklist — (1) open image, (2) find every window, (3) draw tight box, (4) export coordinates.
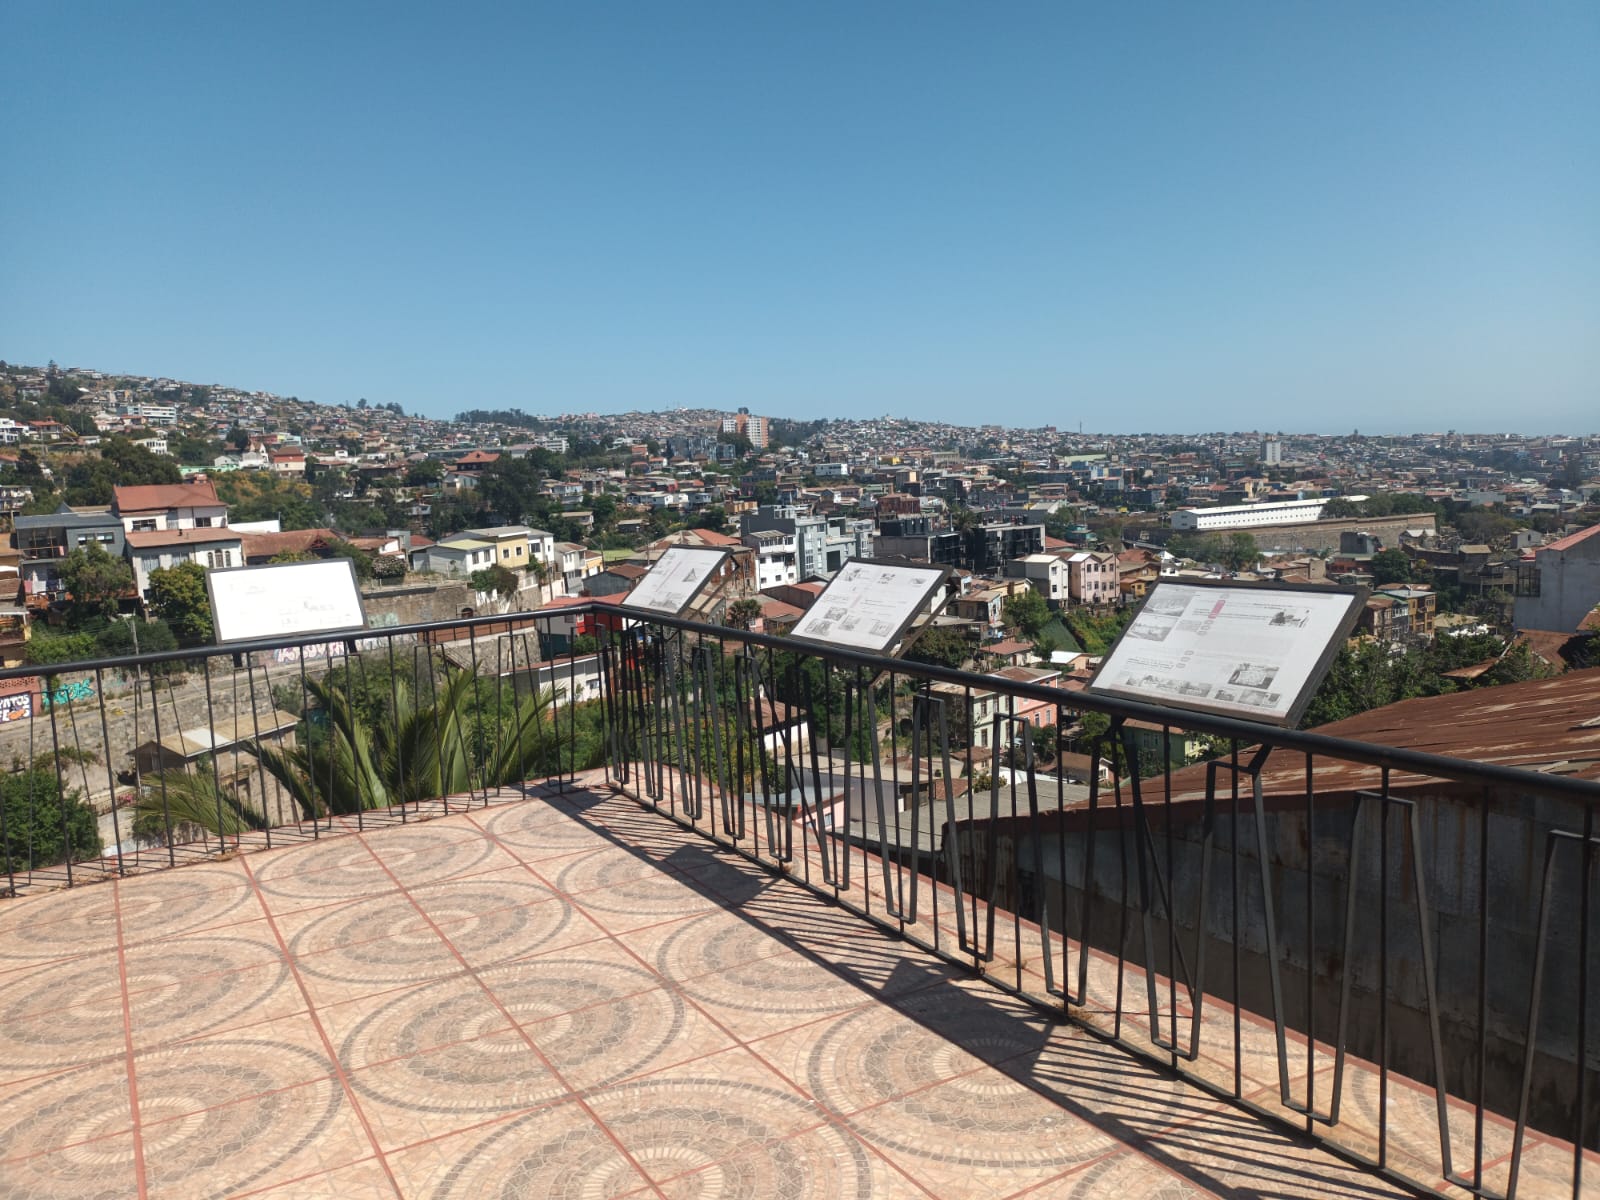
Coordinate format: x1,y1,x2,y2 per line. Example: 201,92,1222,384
195,517,212,528
132,519,156,532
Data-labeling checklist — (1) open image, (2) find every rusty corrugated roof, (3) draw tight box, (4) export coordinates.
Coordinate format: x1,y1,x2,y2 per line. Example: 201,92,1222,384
1148,668,1600,805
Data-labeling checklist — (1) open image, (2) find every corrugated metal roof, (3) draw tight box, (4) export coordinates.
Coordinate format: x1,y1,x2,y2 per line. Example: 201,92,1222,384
1150,668,1600,805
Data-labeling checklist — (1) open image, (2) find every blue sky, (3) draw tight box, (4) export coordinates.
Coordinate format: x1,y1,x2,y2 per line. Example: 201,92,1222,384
3,2,1595,433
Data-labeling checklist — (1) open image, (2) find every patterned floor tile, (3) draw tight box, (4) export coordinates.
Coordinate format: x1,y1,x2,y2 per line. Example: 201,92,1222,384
0,1060,136,1161
655,1120,927,1199
139,1075,373,1199
845,1069,1121,1200
344,1027,564,1152
0,1130,141,1200
133,1020,337,1124
328,971,514,1071
383,1100,651,1199
585,1047,826,1183
235,1154,399,1199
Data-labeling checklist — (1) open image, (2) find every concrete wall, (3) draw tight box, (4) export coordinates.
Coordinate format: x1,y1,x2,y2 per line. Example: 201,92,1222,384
955,784,1600,1142
1157,514,1438,555
1515,534,1600,633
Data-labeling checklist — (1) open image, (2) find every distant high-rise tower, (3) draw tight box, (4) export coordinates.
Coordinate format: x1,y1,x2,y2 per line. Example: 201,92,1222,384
1260,436,1283,466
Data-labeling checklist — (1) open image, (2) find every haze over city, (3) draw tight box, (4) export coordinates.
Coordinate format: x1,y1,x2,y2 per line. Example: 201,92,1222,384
3,2,1596,432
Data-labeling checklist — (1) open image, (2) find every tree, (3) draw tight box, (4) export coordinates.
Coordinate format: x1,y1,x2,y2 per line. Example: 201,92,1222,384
725,598,762,630
59,542,133,624
693,506,729,532
1369,549,1413,586
405,458,444,487
1003,588,1052,637
469,564,519,597
147,561,214,645
1220,532,1259,572
1,761,102,874
903,626,973,671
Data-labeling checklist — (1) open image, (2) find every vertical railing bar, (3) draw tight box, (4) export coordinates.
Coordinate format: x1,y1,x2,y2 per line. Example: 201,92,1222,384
199,657,229,853
93,667,124,877
1304,749,1317,1131
145,665,176,866
1574,803,1594,1200
1379,765,1391,1169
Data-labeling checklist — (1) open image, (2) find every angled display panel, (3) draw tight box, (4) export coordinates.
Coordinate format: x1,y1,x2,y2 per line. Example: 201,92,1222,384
619,546,730,616
1089,579,1366,727
207,559,368,645
788,558,950,655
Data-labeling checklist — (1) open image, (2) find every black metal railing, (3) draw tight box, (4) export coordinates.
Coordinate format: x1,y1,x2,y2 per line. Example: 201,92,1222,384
2,600,1598,1199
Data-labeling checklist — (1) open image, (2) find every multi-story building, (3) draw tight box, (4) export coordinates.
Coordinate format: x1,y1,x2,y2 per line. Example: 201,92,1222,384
741,505,872,579
1066,550,1120,607
1003,553,1069,608
13,505,127,604
1513,521,1600,633
742,529,800,591
874,517,1042,575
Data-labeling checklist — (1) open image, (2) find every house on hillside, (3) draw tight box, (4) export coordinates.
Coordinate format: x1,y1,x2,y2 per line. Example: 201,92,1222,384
112,480,228,534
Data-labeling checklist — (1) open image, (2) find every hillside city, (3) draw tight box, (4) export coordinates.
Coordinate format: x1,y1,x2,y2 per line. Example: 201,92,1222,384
1,356,1598,741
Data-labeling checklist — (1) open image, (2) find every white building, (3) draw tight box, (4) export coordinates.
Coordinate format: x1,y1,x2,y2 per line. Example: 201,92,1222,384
126,527,243,597
112,480,229,534
1170,498,1328,532
1004,553,1069,606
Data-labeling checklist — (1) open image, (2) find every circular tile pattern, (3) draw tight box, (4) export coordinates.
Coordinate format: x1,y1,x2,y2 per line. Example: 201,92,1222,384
427,1108,645,1199
429,1078,831,1199
0,1064,137,1157
850,1070,1108,1171
663,1122,877,1200
339,977,518,1069
655,919,859,1020
651,912,788,982
802,1007,990,1116
134,1037,335,1126
140,1073,344,1200
481,803,609,856
0,891,120,962
253,829,497,900
486,955,686,1088
0,941,290,1072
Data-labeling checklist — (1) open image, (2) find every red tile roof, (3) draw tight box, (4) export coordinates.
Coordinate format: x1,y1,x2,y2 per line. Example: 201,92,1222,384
1543,521,1600,553
113,480,221,513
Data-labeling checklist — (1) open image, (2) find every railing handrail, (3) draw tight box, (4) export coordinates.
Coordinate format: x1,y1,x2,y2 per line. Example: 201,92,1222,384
6,598,1598,805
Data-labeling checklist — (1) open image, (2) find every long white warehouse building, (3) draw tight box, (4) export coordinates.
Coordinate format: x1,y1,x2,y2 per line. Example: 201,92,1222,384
1170,498,1328,532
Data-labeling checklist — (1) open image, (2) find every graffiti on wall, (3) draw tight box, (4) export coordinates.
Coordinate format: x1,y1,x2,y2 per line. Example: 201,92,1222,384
38,679,95,710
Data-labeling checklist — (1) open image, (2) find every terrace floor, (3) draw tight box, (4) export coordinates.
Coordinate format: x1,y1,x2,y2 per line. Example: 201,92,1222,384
0,775,1586,1198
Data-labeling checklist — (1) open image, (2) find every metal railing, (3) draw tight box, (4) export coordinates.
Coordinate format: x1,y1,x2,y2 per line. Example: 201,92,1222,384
2,600,1598,1198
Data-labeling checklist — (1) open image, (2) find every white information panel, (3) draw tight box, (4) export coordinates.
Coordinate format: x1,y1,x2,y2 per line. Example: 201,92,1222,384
206,559,368,645
1090,581,1364,727
789,559,949,654
621,547,728,615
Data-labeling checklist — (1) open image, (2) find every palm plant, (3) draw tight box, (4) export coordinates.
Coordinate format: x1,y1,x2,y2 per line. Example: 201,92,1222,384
132,767,270,844
254,667,559,820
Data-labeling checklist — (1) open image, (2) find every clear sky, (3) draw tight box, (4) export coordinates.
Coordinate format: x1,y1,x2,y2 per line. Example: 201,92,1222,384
3,2,1596,434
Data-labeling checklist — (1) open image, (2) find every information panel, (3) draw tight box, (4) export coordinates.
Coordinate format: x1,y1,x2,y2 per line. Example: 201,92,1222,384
788,559,949,655
206,559,368,645
620,547,729,616
1089,580,1365,727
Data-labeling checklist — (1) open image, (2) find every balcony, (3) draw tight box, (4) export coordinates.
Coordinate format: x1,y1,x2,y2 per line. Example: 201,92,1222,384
0,607,1598,1198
